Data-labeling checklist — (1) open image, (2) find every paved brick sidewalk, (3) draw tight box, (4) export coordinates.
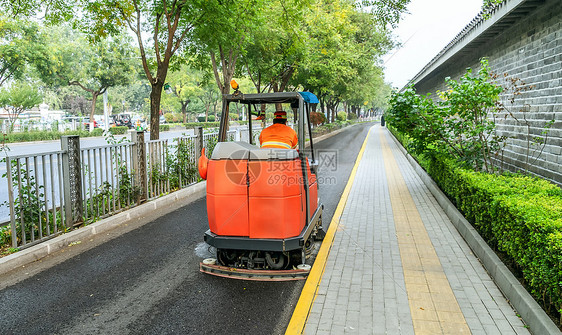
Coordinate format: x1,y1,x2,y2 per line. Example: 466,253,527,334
303,126,529,335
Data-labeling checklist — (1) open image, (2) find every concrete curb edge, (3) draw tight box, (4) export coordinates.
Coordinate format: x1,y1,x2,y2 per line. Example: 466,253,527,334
0,181,207,276
387,129,560,335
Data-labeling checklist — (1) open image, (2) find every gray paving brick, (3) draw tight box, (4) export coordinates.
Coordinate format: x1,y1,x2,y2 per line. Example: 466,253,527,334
495,318,517,334
303,323,318,335
332,314,347,326
514,325,531,334
302,127,529,334
482,323,502,334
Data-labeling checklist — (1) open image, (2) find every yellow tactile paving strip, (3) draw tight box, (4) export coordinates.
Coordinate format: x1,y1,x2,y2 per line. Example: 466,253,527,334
381,132,471,335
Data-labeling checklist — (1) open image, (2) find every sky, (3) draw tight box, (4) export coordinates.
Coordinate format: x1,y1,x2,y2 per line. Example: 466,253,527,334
382,0,484,89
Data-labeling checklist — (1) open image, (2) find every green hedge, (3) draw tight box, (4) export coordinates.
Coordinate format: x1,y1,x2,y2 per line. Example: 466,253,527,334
91,128,103,136
159,124,170,131
390,127,562,320
108,126,129,135
312,120,352,135
1,126,133,143
184,122,220,129
431,156,561,318
2,129,106,143
196,115,216,122
336,111,347,121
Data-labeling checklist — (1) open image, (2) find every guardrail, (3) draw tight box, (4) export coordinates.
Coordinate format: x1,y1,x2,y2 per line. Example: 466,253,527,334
1,128,236,249
4,150,67,249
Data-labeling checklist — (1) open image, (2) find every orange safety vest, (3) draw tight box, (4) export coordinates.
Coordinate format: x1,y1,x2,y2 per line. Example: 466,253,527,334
259,123,298,149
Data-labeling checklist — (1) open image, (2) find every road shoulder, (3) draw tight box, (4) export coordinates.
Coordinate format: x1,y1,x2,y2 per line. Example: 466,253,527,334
0,181,206,281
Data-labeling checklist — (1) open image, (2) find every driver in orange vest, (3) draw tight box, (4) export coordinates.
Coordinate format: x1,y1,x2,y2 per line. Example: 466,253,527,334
259,111,298,149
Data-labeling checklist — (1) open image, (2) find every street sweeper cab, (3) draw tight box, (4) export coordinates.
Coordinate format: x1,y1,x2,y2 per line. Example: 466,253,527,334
198,85,324,280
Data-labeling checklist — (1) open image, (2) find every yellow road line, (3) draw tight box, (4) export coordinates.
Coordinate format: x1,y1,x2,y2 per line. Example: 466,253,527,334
285,126,373,335
380,131,470,335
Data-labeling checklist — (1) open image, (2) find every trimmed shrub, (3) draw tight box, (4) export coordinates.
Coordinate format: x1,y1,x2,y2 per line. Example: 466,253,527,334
159,124,170,131
164,112,183,123
108,126,128,135
312,120,355,137
197,115,217,122
437,159,562,319
348,113,358,120
310,111,327,126
184,122,220,129
0,128,117,143
164,113,175,123
336,111,347,122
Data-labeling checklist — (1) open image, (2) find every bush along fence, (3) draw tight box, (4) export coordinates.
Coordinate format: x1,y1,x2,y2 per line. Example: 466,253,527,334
386,59,562,324
1,126,131,144
311,120,355,137
0,127,236,253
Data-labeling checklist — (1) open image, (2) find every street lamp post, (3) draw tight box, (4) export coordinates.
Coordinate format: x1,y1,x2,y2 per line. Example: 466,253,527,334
103,90,110,132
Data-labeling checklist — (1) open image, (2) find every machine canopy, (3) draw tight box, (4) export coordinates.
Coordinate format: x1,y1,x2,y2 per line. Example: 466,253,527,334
298,92,319,104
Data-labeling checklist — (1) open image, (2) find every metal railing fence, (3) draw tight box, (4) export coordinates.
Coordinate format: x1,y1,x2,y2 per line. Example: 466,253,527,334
1,128,234,249
239,127,262,145
4,151,66,248
80,142,136,223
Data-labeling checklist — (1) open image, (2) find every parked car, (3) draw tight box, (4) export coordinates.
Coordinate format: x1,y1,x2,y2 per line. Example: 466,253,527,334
111,114,133,128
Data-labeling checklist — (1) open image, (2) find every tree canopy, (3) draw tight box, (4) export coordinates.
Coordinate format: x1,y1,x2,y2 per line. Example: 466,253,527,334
38,25,137,123
0,81,43,131
0,0,417,131
0,15,49,87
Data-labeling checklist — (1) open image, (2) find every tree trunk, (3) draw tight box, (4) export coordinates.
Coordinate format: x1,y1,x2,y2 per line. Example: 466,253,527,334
320,98,327,123
90,92,99,123
7,107,22,133
150,83,164,140
213,100,218,119
89,91,101,132
210,48,235,97
205,103,210,122
272,83,283,112
181,101,188,123
273,66,295,112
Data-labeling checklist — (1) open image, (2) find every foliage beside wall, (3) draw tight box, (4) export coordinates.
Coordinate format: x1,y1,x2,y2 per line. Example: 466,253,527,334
388,125,562,324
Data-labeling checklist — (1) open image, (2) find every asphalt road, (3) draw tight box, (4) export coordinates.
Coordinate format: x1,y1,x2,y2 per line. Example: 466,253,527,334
0,122,374,335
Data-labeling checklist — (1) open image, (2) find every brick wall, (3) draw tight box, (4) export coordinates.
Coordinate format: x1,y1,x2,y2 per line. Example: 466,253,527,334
413,0,562,185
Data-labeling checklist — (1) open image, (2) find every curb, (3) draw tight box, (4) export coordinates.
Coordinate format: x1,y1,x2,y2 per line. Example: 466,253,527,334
387,129,561,335
0,181,206,276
